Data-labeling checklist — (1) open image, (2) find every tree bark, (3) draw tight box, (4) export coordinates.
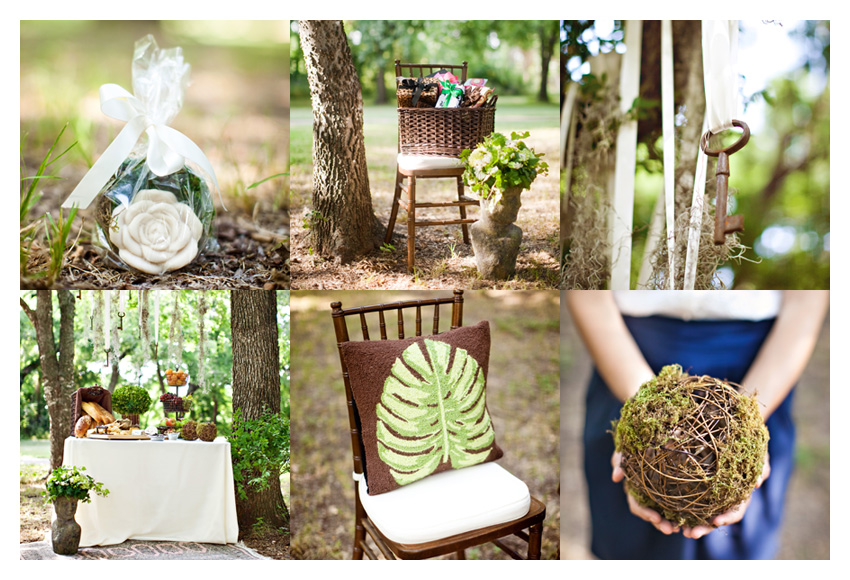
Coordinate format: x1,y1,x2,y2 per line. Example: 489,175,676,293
21,291,76,471
230,290,288,532
299,19,381,262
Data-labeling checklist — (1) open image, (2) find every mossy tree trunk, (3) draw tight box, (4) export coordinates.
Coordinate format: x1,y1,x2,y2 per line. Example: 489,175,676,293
299,19,381,263
20,291,76,470
230,290,289,532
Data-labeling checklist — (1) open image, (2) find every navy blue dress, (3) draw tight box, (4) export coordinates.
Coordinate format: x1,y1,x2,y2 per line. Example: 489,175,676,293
583,315,795,560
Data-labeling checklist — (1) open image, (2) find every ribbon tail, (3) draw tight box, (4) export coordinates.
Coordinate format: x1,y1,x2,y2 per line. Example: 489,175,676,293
156,124,225,211
61,116,148,210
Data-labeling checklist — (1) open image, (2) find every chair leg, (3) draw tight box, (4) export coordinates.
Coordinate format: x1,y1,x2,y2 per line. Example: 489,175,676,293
407,175,416,273
527,521,543,560
353,494,366,559
385,167,403,244
455,549,466,560
456,176,470,244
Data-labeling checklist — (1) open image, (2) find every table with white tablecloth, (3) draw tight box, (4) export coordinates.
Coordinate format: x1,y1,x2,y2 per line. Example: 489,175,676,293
63,436,239,547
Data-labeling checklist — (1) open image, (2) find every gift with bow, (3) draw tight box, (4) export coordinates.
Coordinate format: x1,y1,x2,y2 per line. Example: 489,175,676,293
62,35,219,275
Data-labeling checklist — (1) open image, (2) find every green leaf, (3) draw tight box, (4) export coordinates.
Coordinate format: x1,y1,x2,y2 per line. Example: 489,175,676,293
376,339,494,486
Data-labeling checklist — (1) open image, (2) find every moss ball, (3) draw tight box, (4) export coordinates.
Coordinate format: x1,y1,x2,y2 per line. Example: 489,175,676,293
198,422,217,442
613,365,769,527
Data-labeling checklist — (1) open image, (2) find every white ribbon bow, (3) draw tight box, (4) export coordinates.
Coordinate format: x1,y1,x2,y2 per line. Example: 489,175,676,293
62,83,219,210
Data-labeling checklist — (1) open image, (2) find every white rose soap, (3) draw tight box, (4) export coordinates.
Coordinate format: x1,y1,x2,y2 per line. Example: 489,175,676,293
109,189,204,274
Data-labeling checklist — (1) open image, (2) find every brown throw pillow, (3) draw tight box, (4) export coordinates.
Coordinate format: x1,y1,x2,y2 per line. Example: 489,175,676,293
340,321,503,495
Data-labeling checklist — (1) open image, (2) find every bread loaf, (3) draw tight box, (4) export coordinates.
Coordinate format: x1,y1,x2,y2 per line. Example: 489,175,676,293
82,401,115,425
75,415,94,438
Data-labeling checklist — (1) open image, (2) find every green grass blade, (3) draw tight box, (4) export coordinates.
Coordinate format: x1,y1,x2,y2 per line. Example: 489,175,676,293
246,172,289,190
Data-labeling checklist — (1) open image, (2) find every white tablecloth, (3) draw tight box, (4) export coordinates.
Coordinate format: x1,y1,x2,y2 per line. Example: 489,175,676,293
63,436,239,546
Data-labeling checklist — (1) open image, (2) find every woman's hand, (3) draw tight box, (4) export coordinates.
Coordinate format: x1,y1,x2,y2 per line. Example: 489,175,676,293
611,451,680,535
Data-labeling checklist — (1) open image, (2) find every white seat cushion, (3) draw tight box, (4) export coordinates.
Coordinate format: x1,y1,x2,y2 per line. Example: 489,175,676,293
359,462,531,545
397,153,464,171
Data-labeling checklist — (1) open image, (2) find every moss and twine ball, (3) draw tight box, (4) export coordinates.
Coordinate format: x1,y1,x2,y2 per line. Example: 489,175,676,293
613,365,769,528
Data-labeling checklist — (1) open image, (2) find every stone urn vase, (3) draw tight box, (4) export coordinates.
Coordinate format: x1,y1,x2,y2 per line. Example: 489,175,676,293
470,186,524,279
51,496,82,555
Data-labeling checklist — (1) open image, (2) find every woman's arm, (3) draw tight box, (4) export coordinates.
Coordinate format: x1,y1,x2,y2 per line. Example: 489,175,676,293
566,291,655,402
740,290,829,419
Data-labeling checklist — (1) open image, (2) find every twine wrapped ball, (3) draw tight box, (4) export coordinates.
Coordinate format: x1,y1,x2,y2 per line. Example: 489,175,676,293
614,365,769,528
109,189,203,274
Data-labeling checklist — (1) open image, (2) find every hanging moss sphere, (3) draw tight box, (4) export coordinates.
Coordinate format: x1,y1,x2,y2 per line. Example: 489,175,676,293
613,365,769,528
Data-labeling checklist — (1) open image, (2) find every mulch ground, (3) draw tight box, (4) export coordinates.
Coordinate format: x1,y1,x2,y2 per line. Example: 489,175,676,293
23,211,290,291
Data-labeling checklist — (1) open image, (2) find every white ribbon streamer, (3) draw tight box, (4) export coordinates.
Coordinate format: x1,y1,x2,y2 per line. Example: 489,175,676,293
62,83,219,210
661,20,676,289
702,20,739,133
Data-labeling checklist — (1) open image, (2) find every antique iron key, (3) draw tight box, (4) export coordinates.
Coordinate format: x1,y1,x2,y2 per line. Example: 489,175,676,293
700,120,750,245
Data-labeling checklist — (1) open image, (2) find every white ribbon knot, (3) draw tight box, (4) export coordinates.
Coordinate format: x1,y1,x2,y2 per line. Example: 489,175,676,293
62,83,219,210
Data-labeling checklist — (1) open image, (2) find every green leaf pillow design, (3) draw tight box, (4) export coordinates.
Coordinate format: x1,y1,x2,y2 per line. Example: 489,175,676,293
376,339,495,486
339,320,502,495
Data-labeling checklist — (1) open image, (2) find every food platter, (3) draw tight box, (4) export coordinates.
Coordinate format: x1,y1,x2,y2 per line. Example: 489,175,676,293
88,433,150,440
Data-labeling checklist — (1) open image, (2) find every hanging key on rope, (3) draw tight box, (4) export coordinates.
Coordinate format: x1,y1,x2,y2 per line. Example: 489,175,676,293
701,119,749,243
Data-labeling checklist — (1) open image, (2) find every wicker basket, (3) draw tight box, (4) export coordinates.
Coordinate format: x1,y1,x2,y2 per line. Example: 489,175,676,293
162,399,184,414
398,106,496,157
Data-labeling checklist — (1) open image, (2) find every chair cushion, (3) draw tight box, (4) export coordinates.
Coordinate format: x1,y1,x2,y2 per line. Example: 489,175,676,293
359,462,531,544
339,321,503,495
397,153,464,171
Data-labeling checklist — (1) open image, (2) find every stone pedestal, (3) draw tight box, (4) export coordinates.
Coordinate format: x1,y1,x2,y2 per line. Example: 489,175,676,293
51,496,81,555
470,187,523,280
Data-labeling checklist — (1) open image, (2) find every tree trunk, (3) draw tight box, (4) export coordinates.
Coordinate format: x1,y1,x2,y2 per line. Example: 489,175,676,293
230,290,289,531
538,22,557,103
375,62,387,105
299,19,380,262
21,291,76,470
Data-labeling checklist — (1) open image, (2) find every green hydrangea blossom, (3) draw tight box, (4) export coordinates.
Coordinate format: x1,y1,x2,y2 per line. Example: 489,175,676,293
460,131,549,205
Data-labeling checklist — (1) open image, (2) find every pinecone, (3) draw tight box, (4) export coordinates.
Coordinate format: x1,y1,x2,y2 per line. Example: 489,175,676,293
198,422,217,442
181,420,199,441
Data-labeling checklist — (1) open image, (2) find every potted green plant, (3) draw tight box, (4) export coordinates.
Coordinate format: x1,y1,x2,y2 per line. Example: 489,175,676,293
460,131,549,279
43,465,109,555
111,385,152,426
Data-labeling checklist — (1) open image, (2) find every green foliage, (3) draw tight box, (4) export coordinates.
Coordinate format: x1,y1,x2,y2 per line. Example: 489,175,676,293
460,131,549,204
302,209,327,230
229,408,290,501
111,385,153,415
43,465,109,504
291,20,558,103
377,339,494,485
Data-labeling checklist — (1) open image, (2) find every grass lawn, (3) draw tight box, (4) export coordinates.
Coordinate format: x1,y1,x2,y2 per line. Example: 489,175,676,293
290,98,560,289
